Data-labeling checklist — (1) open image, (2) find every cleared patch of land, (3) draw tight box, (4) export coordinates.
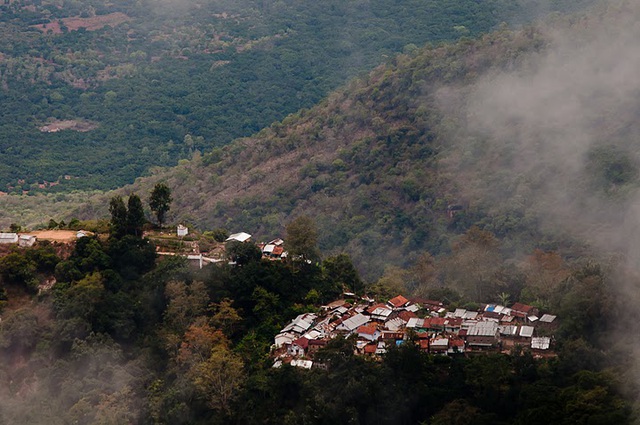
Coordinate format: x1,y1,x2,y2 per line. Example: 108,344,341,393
30,230,79,242
39,119,98,133
31,12,131,34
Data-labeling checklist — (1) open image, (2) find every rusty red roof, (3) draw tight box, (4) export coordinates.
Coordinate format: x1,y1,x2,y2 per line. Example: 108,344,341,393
357,324,378,335
398,310,417,322
364,344,377,354
292,337,309,349
511,302,535,313
388,295,410,308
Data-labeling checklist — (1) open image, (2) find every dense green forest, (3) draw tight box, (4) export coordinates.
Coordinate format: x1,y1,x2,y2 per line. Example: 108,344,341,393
0,0,594,191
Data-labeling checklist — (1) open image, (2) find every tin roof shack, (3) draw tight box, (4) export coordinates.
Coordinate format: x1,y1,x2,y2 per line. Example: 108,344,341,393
531,336,551,351
388,295,410,309
282,313,317,335
18,235,36,247
307,339,328,356
226,232,252,243
429,337,449,354
498,325,520,349
335,313,370,334
466,321,499,349
537,314,558,332
177,225,188,237
510,302,539,319
0,233,18,244
288,337,309,357
381,330,405,346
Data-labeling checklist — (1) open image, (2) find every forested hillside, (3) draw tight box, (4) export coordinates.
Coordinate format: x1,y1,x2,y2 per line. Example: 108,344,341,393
97,20,561,278
0,0,593,191
2,1,640,423
85,0,640,284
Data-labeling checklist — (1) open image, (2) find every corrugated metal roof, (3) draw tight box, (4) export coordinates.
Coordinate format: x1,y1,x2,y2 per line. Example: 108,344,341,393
531,337,551,350
540,314,557,323
499,325,518,336
336,313,369,332
463,311,478,320
430,338,449,347
226,232,252,242
290,359,313,369
282,313,317,334
454,308,467,318
384,317,405,331
519,326,535,338
263,244,276,253
467,321,498,336
0,233,18,241
406,317,425,328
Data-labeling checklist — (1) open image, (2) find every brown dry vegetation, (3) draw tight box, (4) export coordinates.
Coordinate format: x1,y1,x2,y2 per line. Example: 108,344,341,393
31,12,131,34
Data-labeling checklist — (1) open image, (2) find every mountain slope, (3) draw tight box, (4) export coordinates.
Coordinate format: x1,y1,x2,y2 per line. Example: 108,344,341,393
96,0,640,281
0,0,595,191
84,25,555,278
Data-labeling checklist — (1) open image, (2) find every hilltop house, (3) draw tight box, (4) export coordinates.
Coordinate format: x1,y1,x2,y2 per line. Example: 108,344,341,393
0,233,18,244
226,232,252,243
18,235,36,247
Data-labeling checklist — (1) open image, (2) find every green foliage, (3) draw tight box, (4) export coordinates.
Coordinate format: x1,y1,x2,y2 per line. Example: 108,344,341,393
285,216,320,262
126,193,146,236
322,253,363,294
226,240,262,265
149,183,173,226
204,228,230,243
0,252,37,291
109,195,127,238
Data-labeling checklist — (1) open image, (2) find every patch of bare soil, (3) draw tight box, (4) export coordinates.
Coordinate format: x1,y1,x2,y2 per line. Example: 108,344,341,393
31,12,131,34
30,230,78,242
39,119,98,133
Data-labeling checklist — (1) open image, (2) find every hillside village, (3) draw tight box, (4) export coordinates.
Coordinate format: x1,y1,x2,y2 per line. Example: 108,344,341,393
274,295,557,369
1,224,558,369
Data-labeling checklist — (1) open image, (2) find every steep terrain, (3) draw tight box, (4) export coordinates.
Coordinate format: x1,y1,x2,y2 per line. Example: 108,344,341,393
0,0,594,191
92,23,559,278
68,0,640,282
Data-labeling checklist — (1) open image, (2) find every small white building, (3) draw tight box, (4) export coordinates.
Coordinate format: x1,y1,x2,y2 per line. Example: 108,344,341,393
76,230,88,239
18,235,36,247
177,224,188,237
226,232,252,243
0,233,18,244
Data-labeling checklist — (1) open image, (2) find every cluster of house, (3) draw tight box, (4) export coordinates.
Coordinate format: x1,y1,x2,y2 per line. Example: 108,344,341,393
273,295,557,369
0,233,37,247
225,232,288,260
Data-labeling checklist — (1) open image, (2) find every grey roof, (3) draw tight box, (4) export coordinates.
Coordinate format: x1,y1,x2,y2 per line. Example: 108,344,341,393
431,338,449,347
499,325,518,336
406,317,425,328
540,314,557,323
462,311,479,320
282,313,317,334
405,304,420,312
0,233,18,242
519,326,535,338
290,359,313,369
226,232,252,242
336,313,370,332
531,337,551,350
454,308,467,318
384,317,405,331
467,321,498,336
